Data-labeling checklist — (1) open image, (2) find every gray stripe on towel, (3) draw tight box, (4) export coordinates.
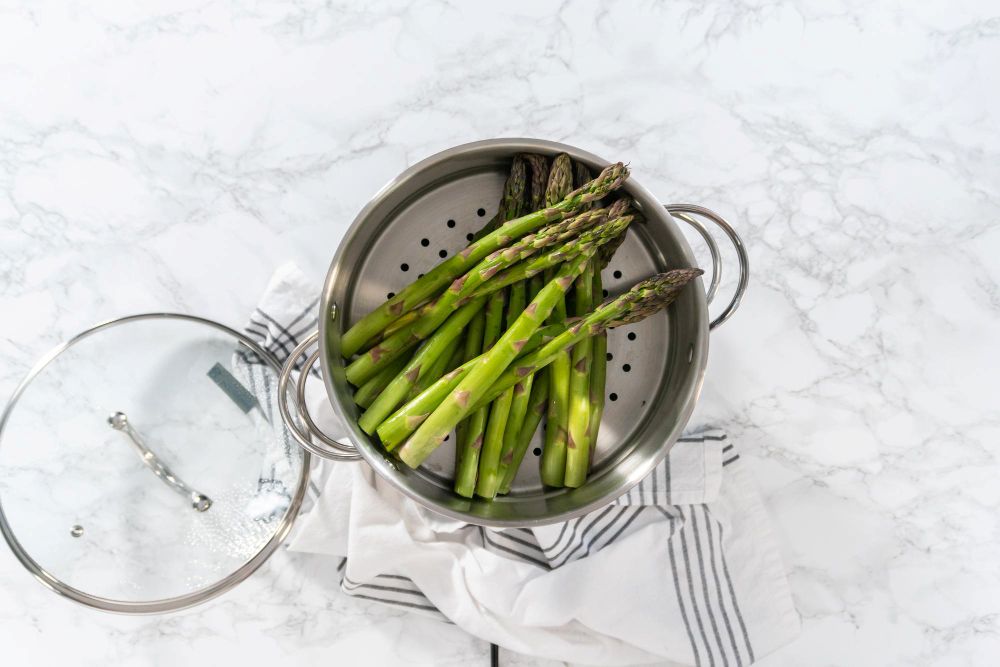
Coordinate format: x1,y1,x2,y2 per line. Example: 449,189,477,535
691,506,729,666
702,505,744,665
668,516,703,667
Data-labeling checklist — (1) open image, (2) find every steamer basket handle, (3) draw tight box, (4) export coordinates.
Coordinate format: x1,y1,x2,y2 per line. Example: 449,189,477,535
277,329,362,462
664,203,749,330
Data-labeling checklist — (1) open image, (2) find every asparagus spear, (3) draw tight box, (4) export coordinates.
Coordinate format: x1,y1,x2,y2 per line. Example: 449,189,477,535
595,220,630,271
467,156,576,291
456,157,530,475
581,216,625,462
377,323,563,449
454,342,481,462
522,154,550,212
498,369,550,494
492,201,632,487
539,263,573,488
377,265,699,449
539,336,571,486
476,281,527,498
373,218,633,446
409,336,464,402
354,354,408,409
535,153,581,485
497,156,528,217
341,163,629,357
446,338,466,372
454,289,504,497
534,186,623,487
564,260,596,488
497,274,555,493
475,389,513,498
494,278,543,488
467,199,632,299
397,249,599,468
526,275,545,311
504,272,528,326
371,308,421,347
587,269,608,468
408,346,451,403
454,406,487,498
471,155,528,242
547,154,574,206
454,304,486,467
573,162,594,211
464,155,572,493
474,269,705,410
344,206,614,386
535,200,627,487
357,296,485,434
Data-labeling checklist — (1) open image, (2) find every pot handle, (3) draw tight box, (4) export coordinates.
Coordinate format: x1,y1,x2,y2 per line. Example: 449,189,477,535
277,329,362,462
664,203,749,330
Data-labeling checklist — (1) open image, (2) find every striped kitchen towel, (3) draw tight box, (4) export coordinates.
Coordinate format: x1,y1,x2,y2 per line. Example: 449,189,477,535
247,264,799,666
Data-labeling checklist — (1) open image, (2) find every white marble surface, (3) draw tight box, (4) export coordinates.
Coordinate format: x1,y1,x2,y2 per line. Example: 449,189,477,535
1,1,998,665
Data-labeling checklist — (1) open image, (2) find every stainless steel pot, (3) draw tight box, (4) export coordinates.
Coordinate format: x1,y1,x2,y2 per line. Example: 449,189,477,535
277,138,748,528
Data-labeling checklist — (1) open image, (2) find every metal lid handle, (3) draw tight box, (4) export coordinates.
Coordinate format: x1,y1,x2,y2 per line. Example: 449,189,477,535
108,411,213,511
665,203,749,330
277,329,361,462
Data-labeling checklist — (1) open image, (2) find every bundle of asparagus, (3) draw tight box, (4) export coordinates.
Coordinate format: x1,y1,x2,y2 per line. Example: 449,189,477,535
342,155,702,499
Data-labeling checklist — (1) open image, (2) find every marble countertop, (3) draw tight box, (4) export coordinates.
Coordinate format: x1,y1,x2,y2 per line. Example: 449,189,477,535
2,2,998,665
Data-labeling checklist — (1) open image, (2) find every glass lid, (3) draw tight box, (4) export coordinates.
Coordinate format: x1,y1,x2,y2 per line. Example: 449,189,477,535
0,313,310,613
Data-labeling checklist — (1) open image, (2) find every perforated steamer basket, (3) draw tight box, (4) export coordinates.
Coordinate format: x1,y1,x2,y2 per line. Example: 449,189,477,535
277,138,747,528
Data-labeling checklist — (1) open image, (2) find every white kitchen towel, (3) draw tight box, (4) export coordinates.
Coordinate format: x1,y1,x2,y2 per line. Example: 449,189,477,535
246,263,799,666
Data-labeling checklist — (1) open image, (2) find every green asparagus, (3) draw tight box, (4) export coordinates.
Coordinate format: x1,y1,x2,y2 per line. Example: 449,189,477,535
539,265,572,487
494,373,529,491
494,273,546,490
357,296,485,434
471,268,705,411
539,345,571,485
456,156,531,485
339,152,707,501
587,269,608,470
344,206,615,386
376,323,563,449
409,336,464,402
546,154,573,206
573,162,593,211
498,369,550,494
453,289,504,497
475,389,513,498
471,155,527,243
341,163,629,357
379,269,703,463
454,315,484,467
397,249,598,468
353,354,409,409
522,154,549,212
538,199,632,487
468,201,631,299
371,308,421,347
475,281,527,498
564,260,596,488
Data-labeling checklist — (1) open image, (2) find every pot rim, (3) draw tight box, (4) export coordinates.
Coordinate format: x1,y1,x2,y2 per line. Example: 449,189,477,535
318,138,709,527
